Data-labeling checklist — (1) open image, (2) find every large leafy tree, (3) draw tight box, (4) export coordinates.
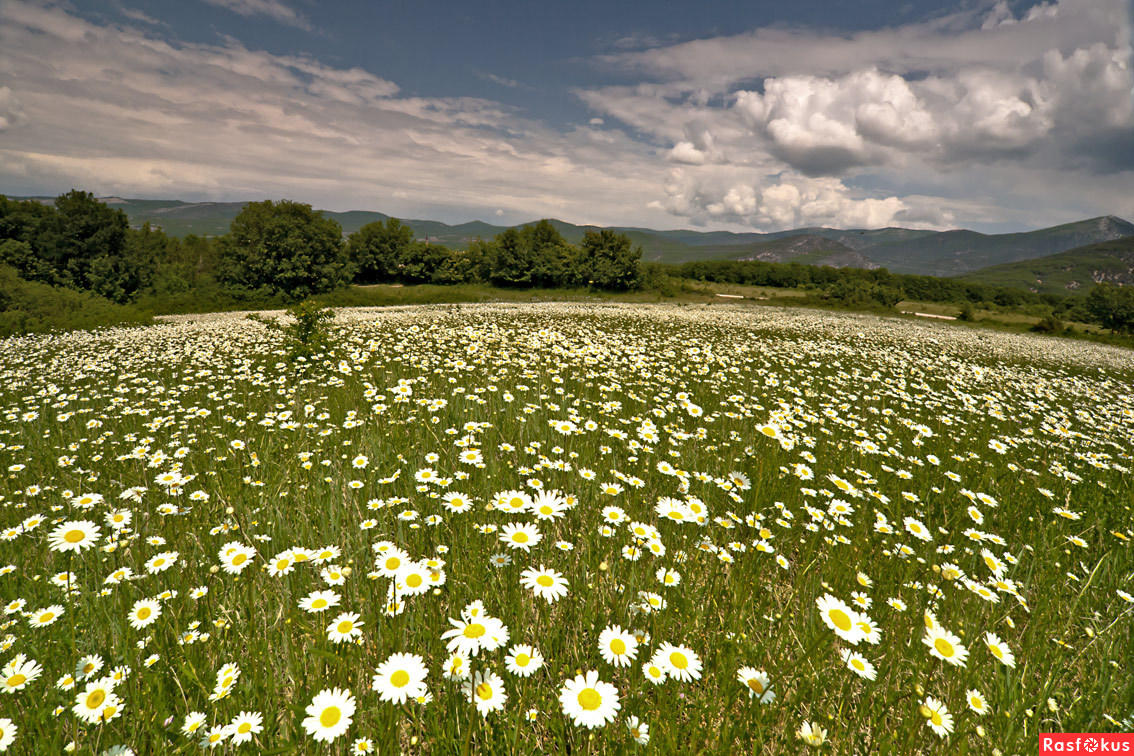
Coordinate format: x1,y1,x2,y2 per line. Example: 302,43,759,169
219,200,351,300
579,229,643,291
486,227,533,287
0,191,156,303
1086,283,1134,333
347,218,414,284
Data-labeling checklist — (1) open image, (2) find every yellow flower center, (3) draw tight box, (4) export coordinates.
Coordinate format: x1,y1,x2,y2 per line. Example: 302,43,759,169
137,607,151,620
829,609,853,632
670,652,688,669
232,553,247,566
463,623,485,638
390,670,410,688
406,574,423,588
312,599,327,609
536,575,554,587
515,654,530,666
7,674,25,687
39,612,54,623
747,678,764,694
577,688,602,711
336,621,353,634
610,639,626,655
512,532,529,543
320,706,341,728
64,529,85,543
475,683,492,700
934,638,954,657
86,689,106,709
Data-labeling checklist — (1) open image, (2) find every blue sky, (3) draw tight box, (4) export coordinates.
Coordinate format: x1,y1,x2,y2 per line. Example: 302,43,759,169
1,0,1132,232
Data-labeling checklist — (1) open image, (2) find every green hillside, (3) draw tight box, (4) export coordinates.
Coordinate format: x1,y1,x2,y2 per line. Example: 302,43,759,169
961,236,1134,294
689,234,879,268
14,196,1133,277
861,216,1134,276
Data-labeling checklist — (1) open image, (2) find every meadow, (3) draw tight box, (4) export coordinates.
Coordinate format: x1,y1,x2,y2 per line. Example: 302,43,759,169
0,302,1130,754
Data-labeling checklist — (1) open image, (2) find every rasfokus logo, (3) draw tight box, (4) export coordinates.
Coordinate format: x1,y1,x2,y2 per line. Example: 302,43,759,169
1040,734,1134,753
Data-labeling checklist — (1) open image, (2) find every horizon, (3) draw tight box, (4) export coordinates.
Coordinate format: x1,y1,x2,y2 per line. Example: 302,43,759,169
9,192,1133,238
1,0,1133,234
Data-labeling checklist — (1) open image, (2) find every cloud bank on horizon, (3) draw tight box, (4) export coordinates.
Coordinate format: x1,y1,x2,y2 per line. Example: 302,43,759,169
0,0,1131,233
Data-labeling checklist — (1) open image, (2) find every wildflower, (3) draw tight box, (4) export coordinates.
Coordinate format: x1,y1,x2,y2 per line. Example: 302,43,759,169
559,671,620,729
302,688,356,743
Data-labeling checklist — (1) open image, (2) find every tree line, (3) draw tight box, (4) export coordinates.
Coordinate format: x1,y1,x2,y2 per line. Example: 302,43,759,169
0,191,1132,335
0,193,643,307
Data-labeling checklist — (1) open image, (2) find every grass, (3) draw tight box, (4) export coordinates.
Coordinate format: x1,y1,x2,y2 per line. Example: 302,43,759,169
0,303,1131,754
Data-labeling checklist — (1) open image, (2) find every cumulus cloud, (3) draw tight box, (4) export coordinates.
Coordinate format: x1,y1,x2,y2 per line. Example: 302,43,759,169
652,170,915,229
1,0,1130,234
579,0,1134,227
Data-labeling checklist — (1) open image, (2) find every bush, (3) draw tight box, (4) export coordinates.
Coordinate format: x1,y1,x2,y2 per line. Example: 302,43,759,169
823,279,903,308
0,264,151,337
1031,312,1065,334
248,299,335,369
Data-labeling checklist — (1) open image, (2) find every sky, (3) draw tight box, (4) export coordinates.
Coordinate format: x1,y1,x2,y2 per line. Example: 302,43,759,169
1,0,1132,233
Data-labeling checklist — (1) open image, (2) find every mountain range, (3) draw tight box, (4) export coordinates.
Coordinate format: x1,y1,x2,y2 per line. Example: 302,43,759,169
11,196,1134,286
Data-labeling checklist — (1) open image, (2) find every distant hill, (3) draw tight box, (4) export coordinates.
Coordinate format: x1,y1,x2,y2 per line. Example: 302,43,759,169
962,236,1134,294
713,234,879,268
9,196,1132,279
859,216,1134,277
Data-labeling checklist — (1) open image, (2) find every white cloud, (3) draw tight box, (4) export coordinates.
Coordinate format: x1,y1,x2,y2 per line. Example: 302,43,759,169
1,0,1130,234
667,141,707,165
577,0,1134,227
654,170,914,229
0,1,685,228
477,72,522,89
200,0,312,31
0,88,27,132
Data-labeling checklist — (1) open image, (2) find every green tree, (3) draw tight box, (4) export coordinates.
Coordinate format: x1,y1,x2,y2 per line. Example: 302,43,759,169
464,239,493,283
398,242,458,284
1,191,153,301
0,239,54,284
0,196,55,269
520,220,577,288
580,229,643,290
219,200,351,300
347,218,414,284
85,223,168,303
487,228,532,287
1086,284,1134,333
48,190,131,295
